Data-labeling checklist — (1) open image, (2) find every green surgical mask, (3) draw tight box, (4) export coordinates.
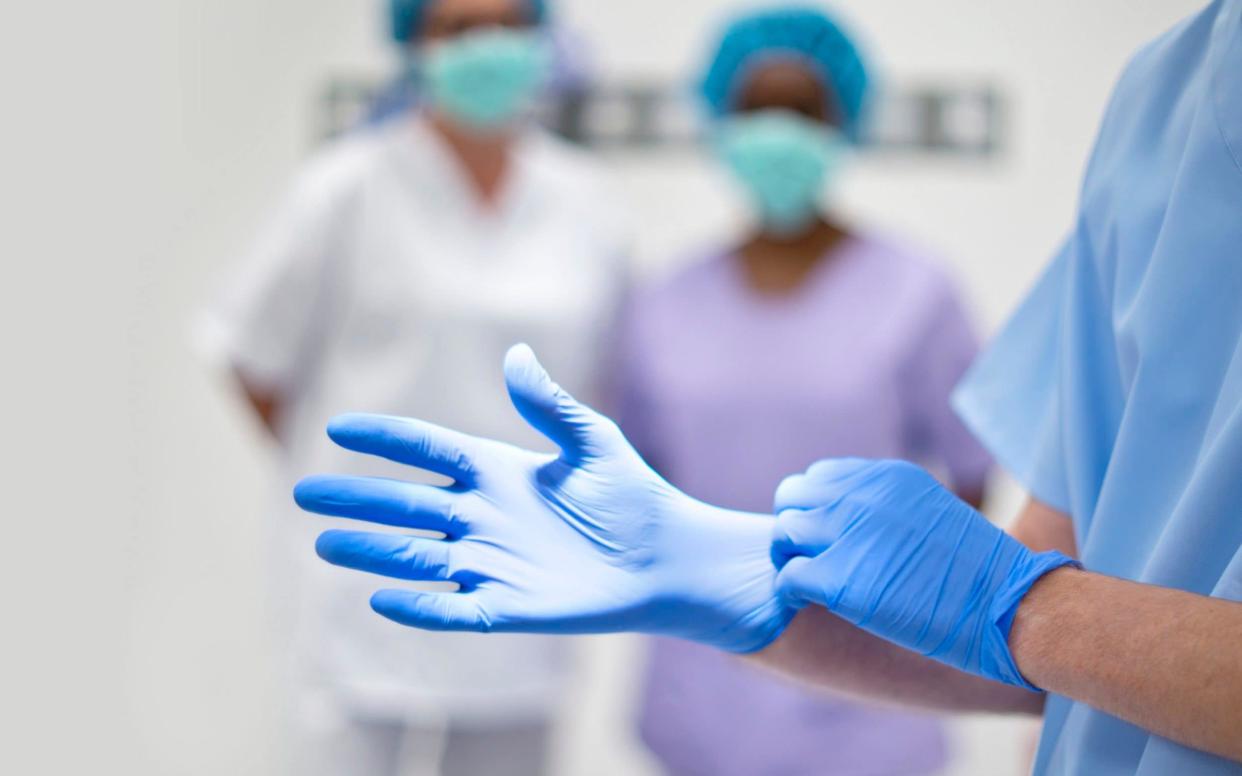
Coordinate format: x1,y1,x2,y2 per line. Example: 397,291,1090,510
421,28,551,132
714,110,847,237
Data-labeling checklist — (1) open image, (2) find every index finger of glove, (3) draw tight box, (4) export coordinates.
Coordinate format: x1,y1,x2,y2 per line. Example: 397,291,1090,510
327,413,481,485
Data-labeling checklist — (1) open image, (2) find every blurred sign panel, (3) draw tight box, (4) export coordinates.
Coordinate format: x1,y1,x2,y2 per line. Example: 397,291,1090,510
320,77,1005,156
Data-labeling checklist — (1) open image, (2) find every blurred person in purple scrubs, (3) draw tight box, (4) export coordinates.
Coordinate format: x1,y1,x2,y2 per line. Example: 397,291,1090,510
614,8,991,775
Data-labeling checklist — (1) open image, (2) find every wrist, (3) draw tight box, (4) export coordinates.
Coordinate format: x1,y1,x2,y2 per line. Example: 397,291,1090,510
659,498,793,653
980,547,1080,689
1008,564,1089,690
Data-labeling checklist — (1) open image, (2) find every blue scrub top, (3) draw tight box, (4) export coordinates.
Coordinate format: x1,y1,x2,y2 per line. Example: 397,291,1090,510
953,1,1242,773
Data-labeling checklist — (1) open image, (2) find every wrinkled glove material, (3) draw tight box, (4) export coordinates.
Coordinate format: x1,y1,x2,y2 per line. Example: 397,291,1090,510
772,459,1078,690
295,344,792,653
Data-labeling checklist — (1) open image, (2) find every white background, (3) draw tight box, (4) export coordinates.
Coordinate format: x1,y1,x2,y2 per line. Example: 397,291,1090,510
0,1,1206,773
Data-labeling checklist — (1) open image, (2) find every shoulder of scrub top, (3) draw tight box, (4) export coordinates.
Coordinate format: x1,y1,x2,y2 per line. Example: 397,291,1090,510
614,248,734,344
280,124,401,217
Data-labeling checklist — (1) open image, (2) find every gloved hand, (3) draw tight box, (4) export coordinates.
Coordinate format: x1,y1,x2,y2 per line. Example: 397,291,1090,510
772,459,1078,689
294,344,792,653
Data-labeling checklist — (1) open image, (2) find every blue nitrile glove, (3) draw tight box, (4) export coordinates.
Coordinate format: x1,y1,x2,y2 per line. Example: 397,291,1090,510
294,344,792,653
772,459,1078,689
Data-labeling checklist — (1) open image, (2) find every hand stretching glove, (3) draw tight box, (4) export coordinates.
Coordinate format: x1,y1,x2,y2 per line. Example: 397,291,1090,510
294,344,792,653
772,459,1078,689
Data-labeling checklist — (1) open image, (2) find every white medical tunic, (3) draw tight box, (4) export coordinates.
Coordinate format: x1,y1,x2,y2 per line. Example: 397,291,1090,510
201,115,628,724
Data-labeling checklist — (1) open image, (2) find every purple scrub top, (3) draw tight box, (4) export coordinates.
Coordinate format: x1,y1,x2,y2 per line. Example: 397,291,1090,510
614,233,991,776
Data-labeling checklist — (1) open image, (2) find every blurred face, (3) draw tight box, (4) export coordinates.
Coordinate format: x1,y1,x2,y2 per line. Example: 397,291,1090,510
715,57,850,238
420,0,535,43
414,0,549,135
733,58,842,130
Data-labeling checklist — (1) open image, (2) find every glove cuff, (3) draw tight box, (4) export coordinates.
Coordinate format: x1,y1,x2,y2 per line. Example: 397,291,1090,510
659,502,796,653
984,550,1081,690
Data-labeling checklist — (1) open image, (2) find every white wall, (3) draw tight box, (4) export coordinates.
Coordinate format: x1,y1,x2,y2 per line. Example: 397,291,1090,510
0,1,1205,774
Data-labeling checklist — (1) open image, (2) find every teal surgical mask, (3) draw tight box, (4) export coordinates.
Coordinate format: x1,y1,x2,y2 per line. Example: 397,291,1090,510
714,110,847,237
421,28,551,132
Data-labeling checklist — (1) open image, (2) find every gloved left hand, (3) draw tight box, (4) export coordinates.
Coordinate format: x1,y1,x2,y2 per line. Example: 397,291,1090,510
293,344,792,653
772,459,1078,689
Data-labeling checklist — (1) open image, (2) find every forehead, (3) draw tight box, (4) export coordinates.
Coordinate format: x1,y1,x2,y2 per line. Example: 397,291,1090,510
424,0,527,21
735,56,827,101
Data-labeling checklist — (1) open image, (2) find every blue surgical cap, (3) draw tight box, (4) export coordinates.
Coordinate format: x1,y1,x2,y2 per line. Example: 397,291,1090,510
700,6,871,141
389,0,549,44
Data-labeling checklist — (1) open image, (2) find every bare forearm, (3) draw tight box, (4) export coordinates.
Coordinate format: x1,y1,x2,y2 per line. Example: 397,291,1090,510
754,606,1045,714
1011,566,1242,761
752,496,1066,715
755,487,1242,759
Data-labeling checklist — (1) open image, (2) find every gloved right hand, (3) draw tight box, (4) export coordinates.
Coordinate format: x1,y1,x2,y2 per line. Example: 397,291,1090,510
772,459,1077,688
294,344,792,653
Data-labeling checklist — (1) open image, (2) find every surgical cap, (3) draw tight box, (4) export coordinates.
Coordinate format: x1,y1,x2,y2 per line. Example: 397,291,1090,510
700,6,871,141
389,0,549,44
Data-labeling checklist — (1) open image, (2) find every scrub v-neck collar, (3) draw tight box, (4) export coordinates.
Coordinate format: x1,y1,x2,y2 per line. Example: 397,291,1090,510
389,112,542,230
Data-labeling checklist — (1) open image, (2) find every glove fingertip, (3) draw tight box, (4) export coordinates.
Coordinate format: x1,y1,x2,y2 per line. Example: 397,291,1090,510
503,343,546,391
774,555,814,604
772,474,807,512
370,588,406,613
370,589,429,628
292,476,320,509
503,341,537,369
805,457,871,480
325,412,372,441
293,473,346,510
313,529,352,562
370,589,490,633
503,343,556,413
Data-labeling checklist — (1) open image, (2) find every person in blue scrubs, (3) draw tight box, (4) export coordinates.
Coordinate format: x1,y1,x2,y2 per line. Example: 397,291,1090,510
293,2,1242,772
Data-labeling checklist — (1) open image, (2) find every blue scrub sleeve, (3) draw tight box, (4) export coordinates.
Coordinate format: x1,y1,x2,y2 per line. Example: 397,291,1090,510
951,242,1076,514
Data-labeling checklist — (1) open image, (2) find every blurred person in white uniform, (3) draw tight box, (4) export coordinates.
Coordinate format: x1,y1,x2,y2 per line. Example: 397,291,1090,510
198,0,628,772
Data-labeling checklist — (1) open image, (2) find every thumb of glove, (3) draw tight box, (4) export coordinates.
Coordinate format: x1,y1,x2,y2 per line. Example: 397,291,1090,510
504,343,616,462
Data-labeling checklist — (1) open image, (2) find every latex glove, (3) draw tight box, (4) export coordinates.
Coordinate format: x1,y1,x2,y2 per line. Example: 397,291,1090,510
294,344,792,653
772,459,1078,689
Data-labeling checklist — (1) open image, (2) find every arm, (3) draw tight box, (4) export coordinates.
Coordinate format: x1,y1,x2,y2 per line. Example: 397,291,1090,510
1011,566,1242,760
752,497,1071,715
200,158,350,437
756,604,1042,714
233,370,283,439
773,463,1242,762
290,348,1240,760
